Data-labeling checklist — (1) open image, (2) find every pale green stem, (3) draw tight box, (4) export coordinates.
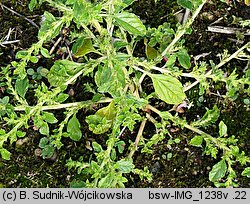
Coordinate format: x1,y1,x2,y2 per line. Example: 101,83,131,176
161,0,207,56
132,65,152,76
5,102,44,144
14,98,113,111
135,61,195,79
120,28,133,56
92,20,102,34
80,23,96,39
64,70,85,86
146,104,232,152
94,138,115,187
6,76,27,105
148,64,194,78
128,119,147,159
216,41,250,68
184,41,250,92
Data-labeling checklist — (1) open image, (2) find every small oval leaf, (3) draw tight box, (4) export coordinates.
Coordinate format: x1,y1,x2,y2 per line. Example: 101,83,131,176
92,141,103,153
40,47,51,58
39,137,49,148
15,77,29,98
0,148,11,160
219,121,227,137
190,136,203,147
209,160,227,182
177,49,191,69
39,122,49,136
241,167,250,178
67,114,82,141
43,112,58,124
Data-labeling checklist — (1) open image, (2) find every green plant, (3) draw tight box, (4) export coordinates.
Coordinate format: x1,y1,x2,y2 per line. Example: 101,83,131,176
0,0,250,187
27,66,48,80
39,137,55,159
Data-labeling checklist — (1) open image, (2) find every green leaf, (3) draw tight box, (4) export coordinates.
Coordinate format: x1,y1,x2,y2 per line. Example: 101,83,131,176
67,114,82,141
27,68,35,75
0,96,9,105
0,148,11,160
166,54,177,67
43,11,56,22
230,145,239,156
114,12,146,36
209,160,227,182
0,129,6,135
98,173,113,188
30,56,39,63
243,98,250,105
41,145,55,159
95,101,116,120
114,0,135,12
159,111,174,120
145,44,159,60
110,148,116,161
95,60,126,97
116,159,134,173
40,47,51,58
115,141,126,153
56,93,69,103
47,60,84,87
28,0,37,11
174,138,181,143
92,141,103,153
39,137,49,148
70,180,86,188
39,122,49,136
16,131,26,138
115,53,130,61
190,136,203,147
38,11,63,41
177,0,193,9
241,167,250,178
16,50,28,59
86,115,112,134
123,0,135,5
150,74,186,104
177,49,191,69
219,121,227,137
15,77,29,98
72,38,97,57
38,68,49,77
43,112,58,124
192,105,220,128
72,1,102,25
166,153,172,160
114,41,128,50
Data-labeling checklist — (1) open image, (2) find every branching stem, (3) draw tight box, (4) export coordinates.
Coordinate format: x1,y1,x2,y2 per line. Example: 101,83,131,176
184,41,250,92
14,98,113,111
161,0,207,56
128,119,147,159
145,104,232,152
